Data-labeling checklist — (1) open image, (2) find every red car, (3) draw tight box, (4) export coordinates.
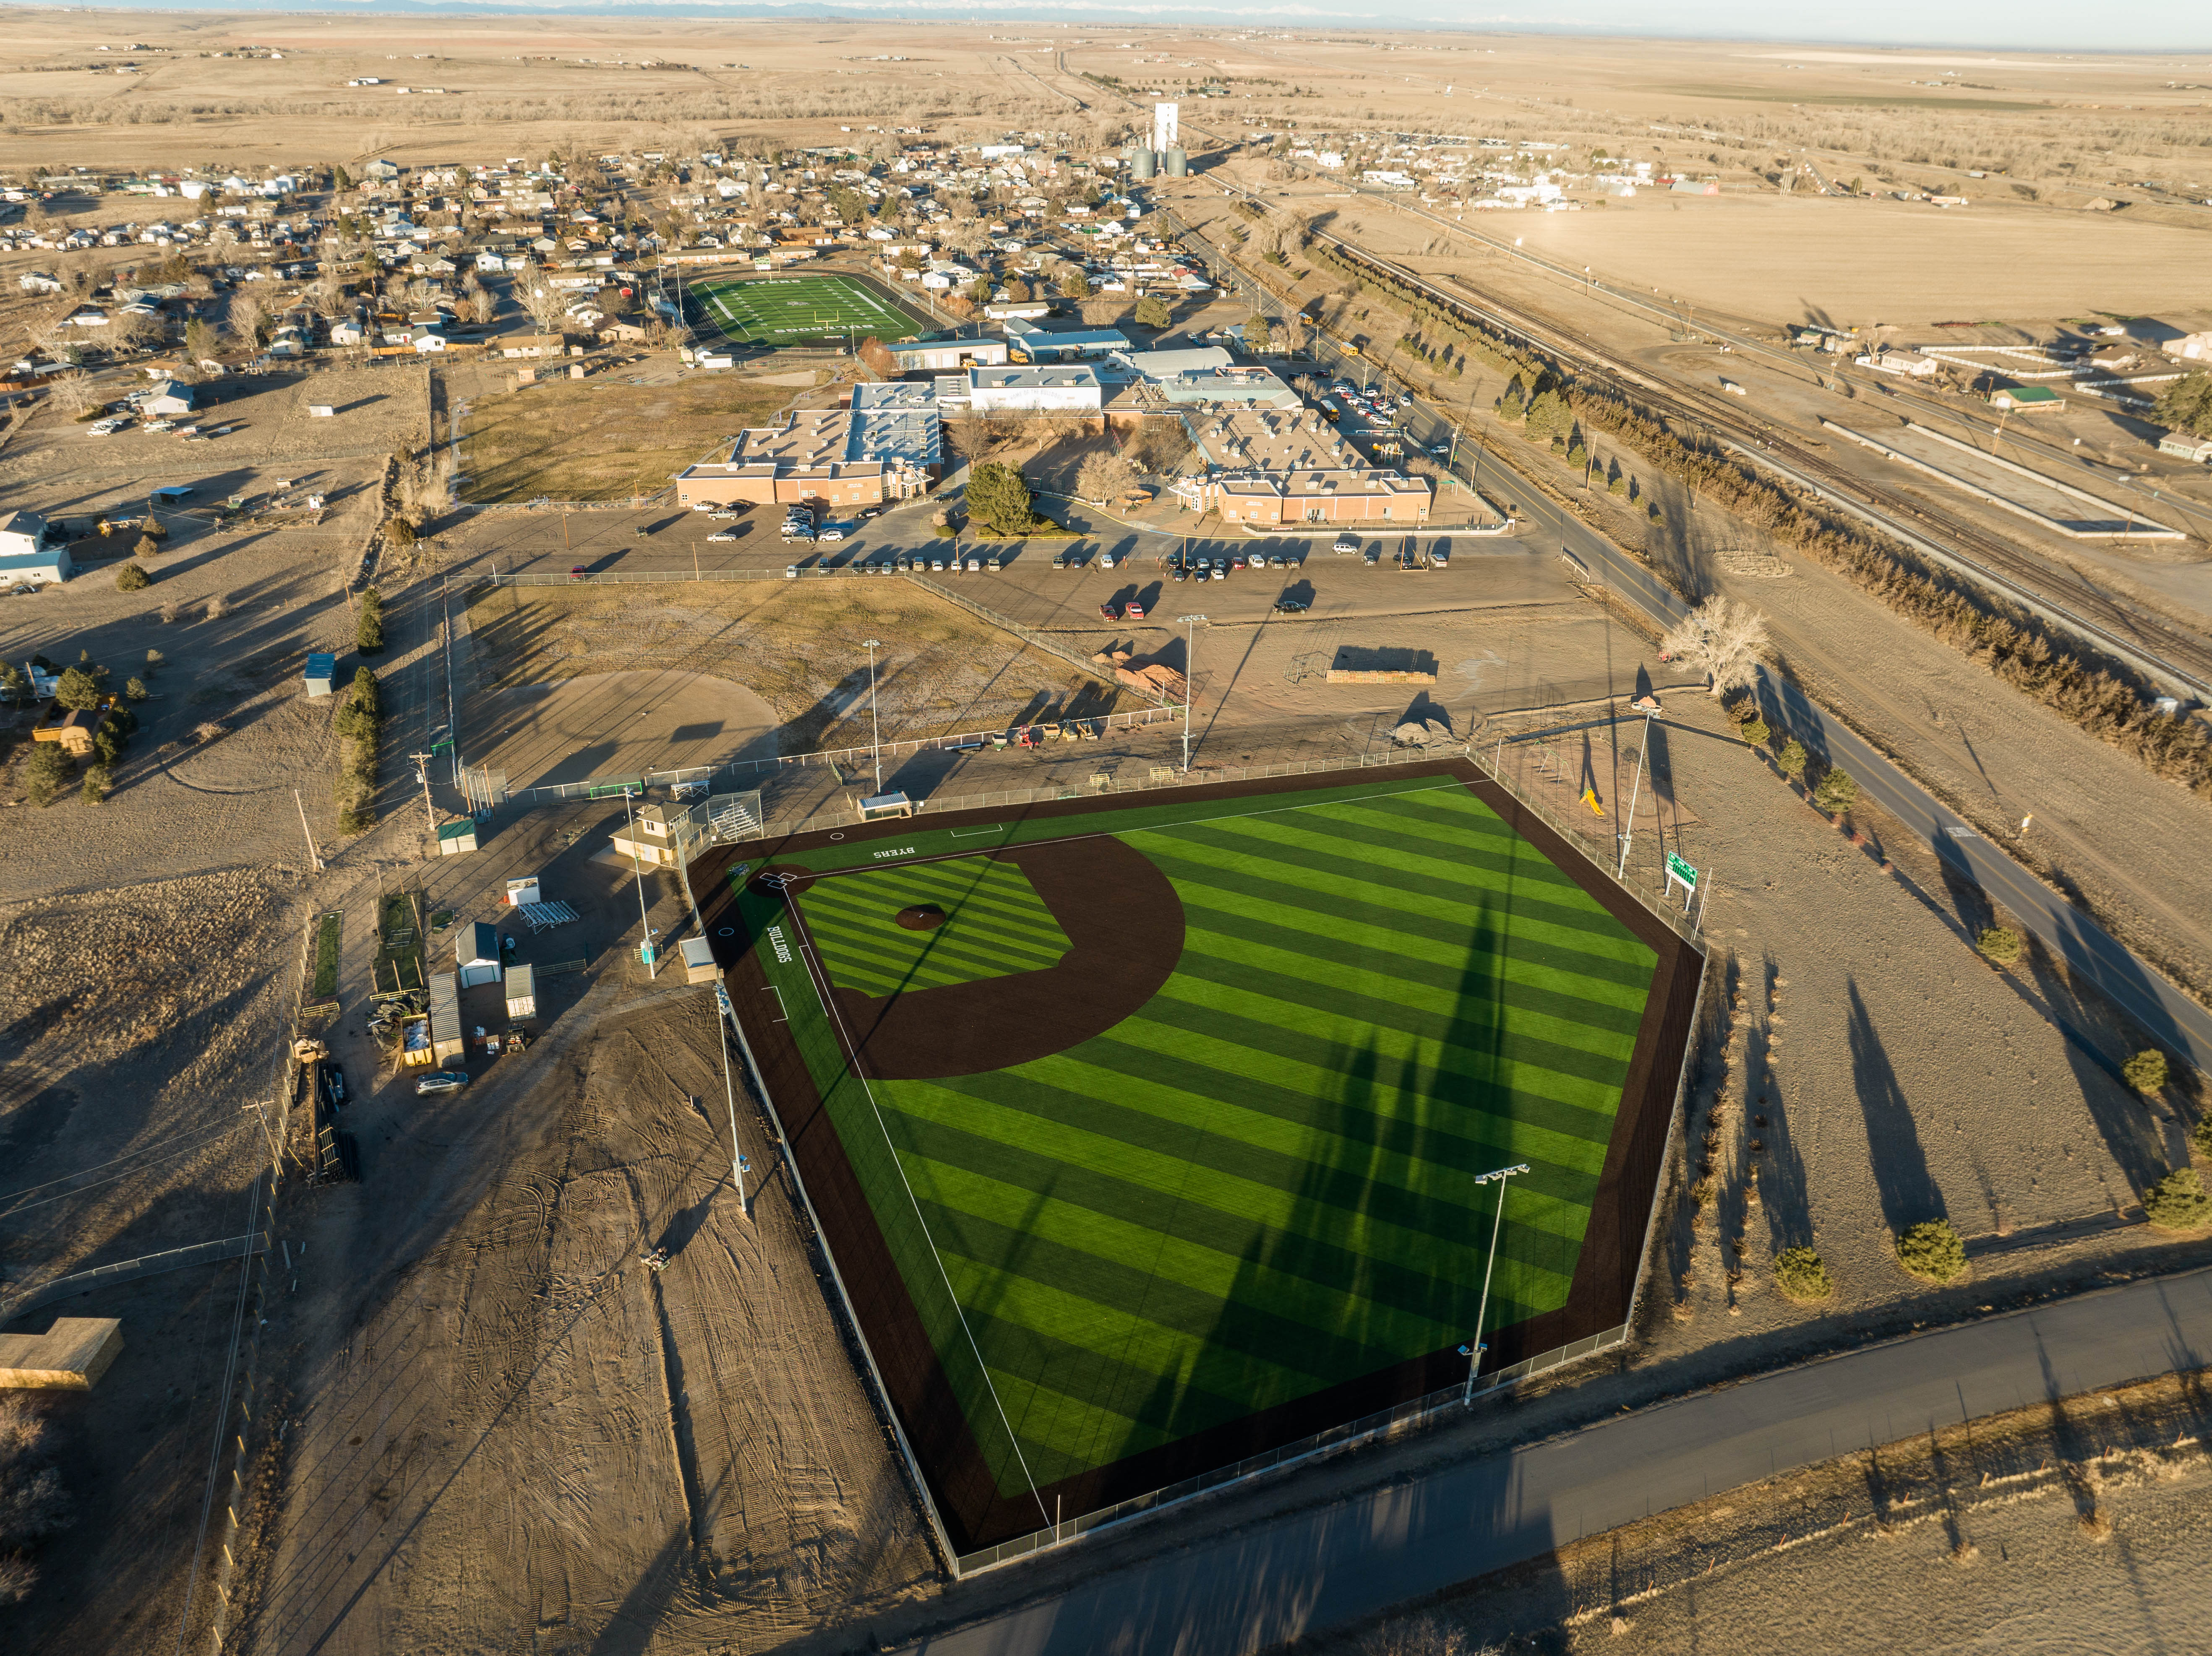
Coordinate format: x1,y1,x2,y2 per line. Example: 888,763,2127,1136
1098,601,1121,621
568,565,588,581
1125,600,1147,620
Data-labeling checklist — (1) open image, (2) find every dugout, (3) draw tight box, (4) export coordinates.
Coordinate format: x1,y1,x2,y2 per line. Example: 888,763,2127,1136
857,792,914,822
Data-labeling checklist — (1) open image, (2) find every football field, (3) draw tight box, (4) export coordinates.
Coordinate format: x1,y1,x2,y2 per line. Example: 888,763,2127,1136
709,765,1699,1554
690,273,927,344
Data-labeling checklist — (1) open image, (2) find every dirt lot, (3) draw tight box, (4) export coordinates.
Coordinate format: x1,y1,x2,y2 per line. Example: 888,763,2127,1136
1327,1364,2212,1656
461,576,1128,753
452,370,799,504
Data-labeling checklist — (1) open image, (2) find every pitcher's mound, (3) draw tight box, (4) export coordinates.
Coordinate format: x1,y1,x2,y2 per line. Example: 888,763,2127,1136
895,904,947,931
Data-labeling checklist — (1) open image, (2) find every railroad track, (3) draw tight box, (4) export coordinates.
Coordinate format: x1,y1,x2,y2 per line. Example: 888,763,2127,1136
1294,227,2212,700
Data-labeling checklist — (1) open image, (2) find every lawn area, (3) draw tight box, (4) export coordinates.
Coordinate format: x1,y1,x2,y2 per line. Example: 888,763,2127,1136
459,375,795,502
755,775,1662,1508
692,273,930,345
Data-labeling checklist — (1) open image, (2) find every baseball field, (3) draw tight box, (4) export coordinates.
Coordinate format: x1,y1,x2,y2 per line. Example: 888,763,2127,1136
690,272,930,345
703,763,1701,1554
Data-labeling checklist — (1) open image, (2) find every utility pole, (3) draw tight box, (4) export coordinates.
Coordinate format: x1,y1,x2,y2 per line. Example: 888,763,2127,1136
1176,614,1206,772
410,749,436,841
292,789,325,873
625,787,657,978
863,638,883,792
1461,1162,1531,1406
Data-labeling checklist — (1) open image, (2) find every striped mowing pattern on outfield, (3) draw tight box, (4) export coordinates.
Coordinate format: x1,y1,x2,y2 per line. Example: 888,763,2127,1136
691,275,922,344
756,780,1658,1502
798,858,1072,997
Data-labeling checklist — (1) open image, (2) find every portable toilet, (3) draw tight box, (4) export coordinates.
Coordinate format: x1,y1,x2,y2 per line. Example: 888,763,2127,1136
504,875,542,908
680,936,717,985
428,972,465,1064
456,922,501,987
304,652,336,697
437,819,477,856
503,962,537,1021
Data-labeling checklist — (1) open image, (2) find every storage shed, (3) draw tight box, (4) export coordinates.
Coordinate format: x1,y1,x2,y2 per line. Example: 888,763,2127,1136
504,962,537,1020
436,819,477,855
304,652,336,697
428,972,465,1064
456,922,501,987
680,936,718,985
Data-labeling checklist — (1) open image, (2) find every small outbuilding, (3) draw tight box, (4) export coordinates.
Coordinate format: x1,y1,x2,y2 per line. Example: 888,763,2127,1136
456,921,501,987
304,652,336,696
436,818,478,856
504,875,542,907
503,962,537,1020
680,936,718,985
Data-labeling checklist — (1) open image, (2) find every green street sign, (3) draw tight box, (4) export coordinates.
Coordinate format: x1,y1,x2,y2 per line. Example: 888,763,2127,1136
1666,852,1698,890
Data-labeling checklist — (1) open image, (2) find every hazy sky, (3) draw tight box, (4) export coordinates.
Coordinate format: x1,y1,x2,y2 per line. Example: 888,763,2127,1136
75,0,2212,53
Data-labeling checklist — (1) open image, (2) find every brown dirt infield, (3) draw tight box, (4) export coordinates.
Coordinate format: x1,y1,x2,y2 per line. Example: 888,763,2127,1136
693,762,1704,1556
895,904,947,930
778,837,1185,1082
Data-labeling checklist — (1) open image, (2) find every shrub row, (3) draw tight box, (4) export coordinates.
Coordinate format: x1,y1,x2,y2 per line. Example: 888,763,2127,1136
333,665,380,833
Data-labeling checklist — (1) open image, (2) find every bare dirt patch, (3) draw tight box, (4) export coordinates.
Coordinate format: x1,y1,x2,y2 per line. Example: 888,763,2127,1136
458,371,798,503
466,668,777,790
463,581,1125,750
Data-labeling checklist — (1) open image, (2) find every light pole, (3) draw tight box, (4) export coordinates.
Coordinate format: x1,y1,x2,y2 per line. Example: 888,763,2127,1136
862,637,883,792
1616,709,1657,880
624,787,657,978
1461,1162,1531,1405
712,982,752,1220
1176,614,1206,773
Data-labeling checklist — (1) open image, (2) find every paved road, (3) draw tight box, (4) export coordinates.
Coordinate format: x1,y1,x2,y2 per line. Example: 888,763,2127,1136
1173,211,2212,1075
908,1265,2212,1655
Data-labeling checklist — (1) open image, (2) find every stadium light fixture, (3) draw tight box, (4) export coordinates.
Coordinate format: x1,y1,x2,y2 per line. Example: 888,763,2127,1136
624,787,657,979
863,638,884,791
1176,614,1207,773
1462,1162,1531,1405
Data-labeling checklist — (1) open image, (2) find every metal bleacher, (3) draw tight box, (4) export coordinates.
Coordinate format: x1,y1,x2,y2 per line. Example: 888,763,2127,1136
518,900,580,933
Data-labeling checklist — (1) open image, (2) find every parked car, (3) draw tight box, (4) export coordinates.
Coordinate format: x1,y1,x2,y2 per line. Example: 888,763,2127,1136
964,557,981,573
1333,536,1359,555
415,1071,469,1096
1126,600,1148,620
1098,551,1118,570
1051,551,1068,569
1431,545,1450,567
1274,598,1310,614
707,530,738,542
785,563,800,578
817,524,846,543
1099,601,1122,621
707,509,738,521
568,564,588,581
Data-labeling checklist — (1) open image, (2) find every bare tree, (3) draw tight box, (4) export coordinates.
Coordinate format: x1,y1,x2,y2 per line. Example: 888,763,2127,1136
47,369,98,418
111,311,165,355
1660,595,1770,698
227,290,268,349
1075,450,1138,503
306,273,348,320
519,275,568,334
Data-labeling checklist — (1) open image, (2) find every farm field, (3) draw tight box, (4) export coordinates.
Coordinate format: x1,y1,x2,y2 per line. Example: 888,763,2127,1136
691,273,931,345
704,763,1700,1554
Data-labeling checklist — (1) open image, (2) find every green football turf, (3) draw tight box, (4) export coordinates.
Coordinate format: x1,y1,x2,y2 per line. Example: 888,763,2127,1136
744,777,1659,1505
691,273,926,344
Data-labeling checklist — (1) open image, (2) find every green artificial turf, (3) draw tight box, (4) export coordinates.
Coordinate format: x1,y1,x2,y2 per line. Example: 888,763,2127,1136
748,777,1659,1504
691,273,927,344
798,857,1071,997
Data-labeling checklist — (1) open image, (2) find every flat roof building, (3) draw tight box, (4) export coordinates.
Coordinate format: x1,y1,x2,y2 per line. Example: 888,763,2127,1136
675,387,942,508
936,364,1103,414
1005,319,1130,360
1171,408,1432,526
885,336,1008,373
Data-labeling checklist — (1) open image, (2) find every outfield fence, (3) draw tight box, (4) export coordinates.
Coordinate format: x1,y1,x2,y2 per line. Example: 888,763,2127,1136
953,1323,1631,1577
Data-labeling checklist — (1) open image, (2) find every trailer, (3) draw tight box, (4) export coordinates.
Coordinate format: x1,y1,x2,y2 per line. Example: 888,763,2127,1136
428,972,465,1065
